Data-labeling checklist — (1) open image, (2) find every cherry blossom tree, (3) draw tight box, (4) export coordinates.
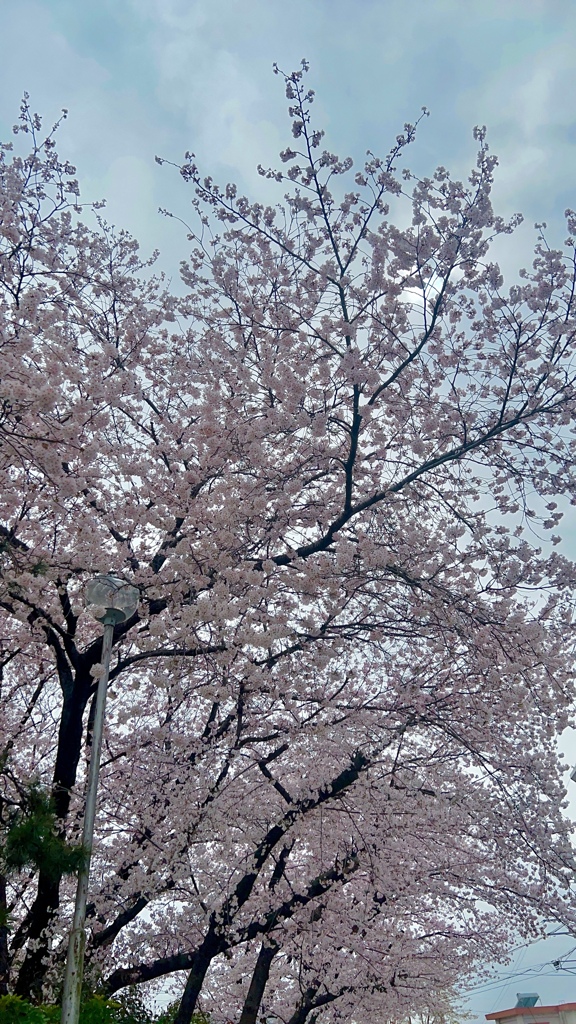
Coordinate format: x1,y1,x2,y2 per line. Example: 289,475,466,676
2,63,576,1024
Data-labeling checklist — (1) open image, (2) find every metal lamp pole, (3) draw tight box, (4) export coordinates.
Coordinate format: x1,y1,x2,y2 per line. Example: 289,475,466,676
61,576,139,1024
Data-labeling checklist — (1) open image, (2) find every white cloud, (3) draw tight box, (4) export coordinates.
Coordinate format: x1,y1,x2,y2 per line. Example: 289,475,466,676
458,36,576,218
129,0,288,194
0,2,109,150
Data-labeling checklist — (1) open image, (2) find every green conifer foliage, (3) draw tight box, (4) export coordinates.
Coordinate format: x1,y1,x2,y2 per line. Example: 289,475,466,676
1,785,86,883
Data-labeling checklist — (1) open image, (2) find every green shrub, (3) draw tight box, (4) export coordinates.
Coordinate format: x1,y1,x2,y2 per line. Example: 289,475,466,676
79,996,130,1023
37,1008,60,1024
0,995,45,1024
0,995,208,1024
0,995,154,1024
154,1010,209,1024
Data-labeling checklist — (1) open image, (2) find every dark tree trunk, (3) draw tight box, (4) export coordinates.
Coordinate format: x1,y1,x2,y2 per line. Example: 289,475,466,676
286,990,316,1024
285,987,339,1024
13,875,61,1001
239,940,278,1024
173,929,222,1024
13,668,91,1000
0,874,9,995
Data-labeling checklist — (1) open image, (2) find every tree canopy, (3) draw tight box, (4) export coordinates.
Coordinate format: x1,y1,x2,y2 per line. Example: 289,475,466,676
2,63,576,1024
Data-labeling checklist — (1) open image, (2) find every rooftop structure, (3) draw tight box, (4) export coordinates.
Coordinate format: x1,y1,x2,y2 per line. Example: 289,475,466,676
486,1001,576,1024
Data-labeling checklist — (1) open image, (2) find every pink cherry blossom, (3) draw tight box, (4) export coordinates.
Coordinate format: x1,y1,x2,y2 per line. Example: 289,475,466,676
2,69,576,1024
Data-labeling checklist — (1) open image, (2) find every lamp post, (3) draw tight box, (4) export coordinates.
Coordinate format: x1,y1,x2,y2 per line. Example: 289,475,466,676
61,576,139,1024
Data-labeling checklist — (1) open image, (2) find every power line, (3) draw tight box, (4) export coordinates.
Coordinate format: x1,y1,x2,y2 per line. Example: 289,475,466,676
462,950,576,1001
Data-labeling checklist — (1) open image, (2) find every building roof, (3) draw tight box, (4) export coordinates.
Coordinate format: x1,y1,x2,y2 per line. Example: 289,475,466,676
486,1006,576,1020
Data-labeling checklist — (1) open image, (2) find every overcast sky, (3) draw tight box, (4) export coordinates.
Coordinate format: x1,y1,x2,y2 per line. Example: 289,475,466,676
2,0,576,1016
2,0,576,269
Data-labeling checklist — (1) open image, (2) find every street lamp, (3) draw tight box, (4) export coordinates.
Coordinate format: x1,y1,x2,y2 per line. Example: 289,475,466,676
61,576,139,1024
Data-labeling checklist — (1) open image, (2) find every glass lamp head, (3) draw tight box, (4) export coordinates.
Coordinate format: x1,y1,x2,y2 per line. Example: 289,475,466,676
84,575,139,625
